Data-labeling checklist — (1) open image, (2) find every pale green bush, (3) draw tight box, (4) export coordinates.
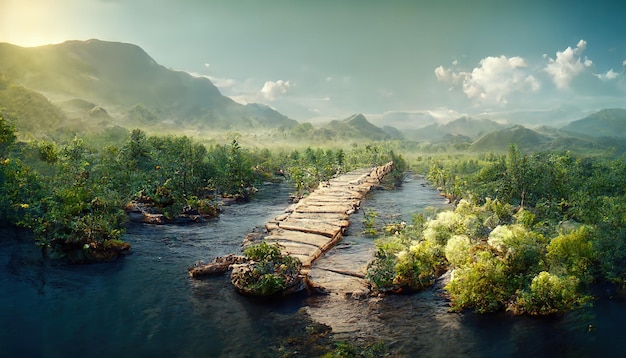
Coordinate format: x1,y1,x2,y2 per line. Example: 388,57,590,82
509,271,589,315
546,226,596,283
444,234,473,267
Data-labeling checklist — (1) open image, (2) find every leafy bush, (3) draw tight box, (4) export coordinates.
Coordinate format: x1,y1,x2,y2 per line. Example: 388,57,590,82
444,235,474,267
510,271,589,315
366,251,397,291
231,242,302,296
393,238,445,290
446,250,511,313
488,224,546,275
546,226,596,283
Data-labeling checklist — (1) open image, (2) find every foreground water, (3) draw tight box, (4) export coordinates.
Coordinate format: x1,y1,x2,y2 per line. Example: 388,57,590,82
2,176,626,357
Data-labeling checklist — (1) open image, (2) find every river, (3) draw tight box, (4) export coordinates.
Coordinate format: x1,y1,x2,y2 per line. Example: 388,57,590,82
1,175,625,357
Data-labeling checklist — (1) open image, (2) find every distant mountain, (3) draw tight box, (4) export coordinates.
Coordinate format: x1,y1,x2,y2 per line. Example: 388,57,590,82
407,116,506,141
323,113,402,140
561,108,626,138
470,125,552,152
371,111,440,129
0,39,298,131
0,77,67,137
290,113,402,141
475,105,591,127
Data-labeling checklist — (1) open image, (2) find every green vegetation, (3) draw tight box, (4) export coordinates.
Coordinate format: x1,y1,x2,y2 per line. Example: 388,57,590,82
367,144,626,315
231,242,302,296
1,107,405,263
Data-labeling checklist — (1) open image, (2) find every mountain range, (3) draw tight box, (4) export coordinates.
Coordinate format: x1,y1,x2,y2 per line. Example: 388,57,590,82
0,39,625,153
0,39,297,132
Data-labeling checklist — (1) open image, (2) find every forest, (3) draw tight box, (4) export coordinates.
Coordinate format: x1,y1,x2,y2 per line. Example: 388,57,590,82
0,112,405,263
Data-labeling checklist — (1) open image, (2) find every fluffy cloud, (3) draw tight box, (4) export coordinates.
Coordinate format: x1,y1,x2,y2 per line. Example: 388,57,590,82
261,80,292,100
544,39,592,89
435,55,539,104
594,69,620,81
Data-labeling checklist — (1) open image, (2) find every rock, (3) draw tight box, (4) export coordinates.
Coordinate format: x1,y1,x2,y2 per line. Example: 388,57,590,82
350,289,370,300
242,232,265,249
189,254,247,278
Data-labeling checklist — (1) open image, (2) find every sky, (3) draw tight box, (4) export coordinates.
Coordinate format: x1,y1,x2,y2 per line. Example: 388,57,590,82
1,0,625,124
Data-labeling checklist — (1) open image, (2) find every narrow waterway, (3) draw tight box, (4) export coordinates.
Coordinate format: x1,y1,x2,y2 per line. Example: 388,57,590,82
2,176,626,357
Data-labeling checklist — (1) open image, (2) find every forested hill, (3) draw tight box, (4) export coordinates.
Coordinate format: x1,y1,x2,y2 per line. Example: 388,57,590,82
0,39,298,131
561,108,626,138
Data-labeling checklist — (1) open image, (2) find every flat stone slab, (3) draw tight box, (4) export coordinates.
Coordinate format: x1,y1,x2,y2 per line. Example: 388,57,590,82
280,216,350,228
307,267,369,295
313,242,374,277
307,189,364,199
278,219,344,238
294,204,356,214
264,239,322,259
288,212,350,221
265,229,335,250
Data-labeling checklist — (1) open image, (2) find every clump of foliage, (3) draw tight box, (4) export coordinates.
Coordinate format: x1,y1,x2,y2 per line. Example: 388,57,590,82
27,137,130,261
362,210,379,236
509,271,588,316
366,212,446,292
321,340,388,358
372,144,626,315
367,195,594,315
231,242,302,296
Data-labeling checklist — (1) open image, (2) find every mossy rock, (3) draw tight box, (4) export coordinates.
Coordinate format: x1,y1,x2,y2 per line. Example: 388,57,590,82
230,242,304,296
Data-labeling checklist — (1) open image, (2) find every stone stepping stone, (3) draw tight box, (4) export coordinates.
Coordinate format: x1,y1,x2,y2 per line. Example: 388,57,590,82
265,229,335,250
278,219,344,238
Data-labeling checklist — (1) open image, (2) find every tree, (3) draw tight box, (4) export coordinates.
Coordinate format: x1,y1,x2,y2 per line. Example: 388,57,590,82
0,112,16,159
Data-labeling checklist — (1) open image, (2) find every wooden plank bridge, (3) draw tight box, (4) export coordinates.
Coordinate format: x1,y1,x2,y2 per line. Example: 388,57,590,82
263,162,393,273
190,161,394,296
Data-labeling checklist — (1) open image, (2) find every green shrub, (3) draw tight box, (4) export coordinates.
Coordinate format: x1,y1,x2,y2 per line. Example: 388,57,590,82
444,235,474,267
393,238,445,290
446,250,511,313
232,242,302,296
366,251,397,291
546,226,596,283
510,271,589,315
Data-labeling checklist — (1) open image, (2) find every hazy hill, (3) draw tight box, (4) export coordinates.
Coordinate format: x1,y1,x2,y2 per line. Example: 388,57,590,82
407,116,505,141
288,113,402,142
0,77,68,137
561,108,626,138
323,113,403,140
475,105,590,127
470,125,552,152
0,39,298,131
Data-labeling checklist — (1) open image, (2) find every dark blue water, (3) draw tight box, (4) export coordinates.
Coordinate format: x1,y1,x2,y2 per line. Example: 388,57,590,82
2,177,626,357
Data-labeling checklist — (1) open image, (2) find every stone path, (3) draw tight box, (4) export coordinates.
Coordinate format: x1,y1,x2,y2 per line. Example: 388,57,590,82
260,162,393,292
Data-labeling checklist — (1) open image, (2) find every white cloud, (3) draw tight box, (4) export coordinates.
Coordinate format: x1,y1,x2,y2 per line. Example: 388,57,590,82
204,63,210,68
434,65,468,90
435,55,539,104
544,39,592,89
261,80,292,101
594,69,620,81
